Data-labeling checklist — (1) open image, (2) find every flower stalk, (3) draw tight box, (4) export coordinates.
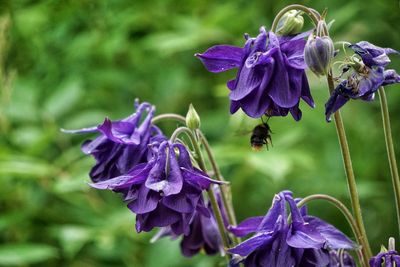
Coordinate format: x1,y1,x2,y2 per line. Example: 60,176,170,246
169,126,230,260
197,130,240,245
272,5,372,259
157,112,240,246
326,73,372,260
378,86,400,235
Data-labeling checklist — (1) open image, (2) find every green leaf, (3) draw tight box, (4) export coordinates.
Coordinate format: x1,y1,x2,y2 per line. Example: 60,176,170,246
43,79,83,119
0,156,57,178
0,243,57,266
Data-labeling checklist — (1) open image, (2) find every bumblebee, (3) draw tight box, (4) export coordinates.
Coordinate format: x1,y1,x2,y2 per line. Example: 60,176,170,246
250,118,272,151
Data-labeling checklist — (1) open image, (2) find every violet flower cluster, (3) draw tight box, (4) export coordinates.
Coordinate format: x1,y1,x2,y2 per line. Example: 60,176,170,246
228,191,356,267
65,100,223,254
65,5,400,267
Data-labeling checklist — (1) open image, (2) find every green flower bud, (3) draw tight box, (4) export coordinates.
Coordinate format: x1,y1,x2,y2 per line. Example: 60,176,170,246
276,10,304,35
186,104,200,130
304,35,334,76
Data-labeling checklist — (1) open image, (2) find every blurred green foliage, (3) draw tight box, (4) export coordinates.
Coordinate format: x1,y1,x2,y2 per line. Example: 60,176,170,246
1,0,399,266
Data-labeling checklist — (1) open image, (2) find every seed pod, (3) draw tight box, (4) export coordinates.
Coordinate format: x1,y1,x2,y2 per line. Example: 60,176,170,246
276,10,304,35
304,35,335,76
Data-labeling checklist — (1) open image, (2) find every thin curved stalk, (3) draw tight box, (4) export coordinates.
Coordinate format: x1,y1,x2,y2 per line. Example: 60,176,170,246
271,4,320,32
326,73,372,259
152,113,186,124
197,130,240,245
169,126,230,260
378,87,400,235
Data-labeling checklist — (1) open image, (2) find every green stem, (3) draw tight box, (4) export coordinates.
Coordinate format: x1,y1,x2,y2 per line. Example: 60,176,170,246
169,127,230,260
197,130,240,245
297,194,368,267
271,4,320,32
378,87,400,235
151,113,186,124
326,73,372,259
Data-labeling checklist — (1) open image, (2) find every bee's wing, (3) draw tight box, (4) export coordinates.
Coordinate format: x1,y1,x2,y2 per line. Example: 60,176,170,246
235,129,253,136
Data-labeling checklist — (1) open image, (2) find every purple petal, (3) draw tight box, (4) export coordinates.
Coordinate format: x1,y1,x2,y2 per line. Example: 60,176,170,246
195,45,243,73
304,216,357,249
235,67,273,118
289,104,302,121
287,222,326,249
81,136,108,154
258,193,287,231
145,142,183,196
182,168,226,189
128,185,160,214
286,195,325,249
228,216,264,237
280,39,307,69
89,163,149,189
162,193,196,213
227,79,236,90
97,118,141,145
135,205,181,232
383,69,400,85
229,62,265,101
228,232,274,256
267,48,297,107
300,72,314,108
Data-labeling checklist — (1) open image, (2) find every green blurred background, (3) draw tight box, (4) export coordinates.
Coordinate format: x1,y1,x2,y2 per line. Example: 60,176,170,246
1,0,399,266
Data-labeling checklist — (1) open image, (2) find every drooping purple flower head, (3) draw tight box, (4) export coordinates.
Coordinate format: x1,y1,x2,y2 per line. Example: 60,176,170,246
90,140,223,235
196,26,314,121
370,249,400,267
227,191,357,267
325,42,400,122
328,250,356,267
63,99,165,182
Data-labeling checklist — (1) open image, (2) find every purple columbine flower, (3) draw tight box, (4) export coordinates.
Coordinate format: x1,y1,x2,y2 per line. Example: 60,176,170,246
370,250,400,267
195,26,314,121
325,42,400,122
90,141,223,235
328,250,356,267
227,191,356,267
63,100,165,182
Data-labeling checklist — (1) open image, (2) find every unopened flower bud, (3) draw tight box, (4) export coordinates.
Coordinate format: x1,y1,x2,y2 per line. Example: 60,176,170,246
276,10,304,35
304,35,334,76
186,104,200,130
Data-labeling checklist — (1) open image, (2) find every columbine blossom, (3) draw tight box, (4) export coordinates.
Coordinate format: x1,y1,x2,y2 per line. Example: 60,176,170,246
63,100,165,182
227,191,356,267
196,26,314,121
370,250,400,267
90,141,222,235
325,42,400,122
